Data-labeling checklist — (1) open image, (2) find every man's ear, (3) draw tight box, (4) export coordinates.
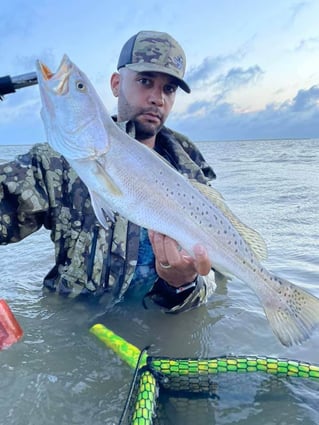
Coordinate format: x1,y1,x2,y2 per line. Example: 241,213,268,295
110,72,120,97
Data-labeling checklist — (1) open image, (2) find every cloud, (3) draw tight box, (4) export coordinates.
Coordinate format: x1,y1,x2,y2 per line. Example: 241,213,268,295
0,89,44,145
295,37,319,52
183,45,264,111
186,49,247,87
170,84,319,141
0,85,41,125
214,65,264,99
221,66,263,87
289,85,319,111
186,56,228,86
289,1,310,23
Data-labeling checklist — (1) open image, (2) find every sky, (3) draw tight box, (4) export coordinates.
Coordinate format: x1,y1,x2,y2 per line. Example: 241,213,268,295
1,0,319,144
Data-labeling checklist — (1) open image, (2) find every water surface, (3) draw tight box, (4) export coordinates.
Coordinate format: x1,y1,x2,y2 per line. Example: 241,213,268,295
1,139,319,424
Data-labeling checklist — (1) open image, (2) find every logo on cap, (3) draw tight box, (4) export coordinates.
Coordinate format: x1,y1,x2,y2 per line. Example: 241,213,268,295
173,56,184,70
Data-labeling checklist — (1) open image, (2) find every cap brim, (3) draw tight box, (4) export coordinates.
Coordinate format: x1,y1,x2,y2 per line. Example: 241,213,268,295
124,63,191,93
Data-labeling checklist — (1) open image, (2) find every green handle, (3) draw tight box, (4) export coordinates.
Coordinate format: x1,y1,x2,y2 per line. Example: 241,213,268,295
90,323,147,369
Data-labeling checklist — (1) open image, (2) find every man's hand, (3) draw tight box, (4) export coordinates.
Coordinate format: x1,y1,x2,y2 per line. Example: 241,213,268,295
148,230,211,288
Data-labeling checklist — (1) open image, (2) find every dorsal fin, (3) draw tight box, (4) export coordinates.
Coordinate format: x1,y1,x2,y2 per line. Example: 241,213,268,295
191,180,268,261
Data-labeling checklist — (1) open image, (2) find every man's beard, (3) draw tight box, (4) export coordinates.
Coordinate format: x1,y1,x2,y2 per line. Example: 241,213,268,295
117,92,164,140
133,118,163,141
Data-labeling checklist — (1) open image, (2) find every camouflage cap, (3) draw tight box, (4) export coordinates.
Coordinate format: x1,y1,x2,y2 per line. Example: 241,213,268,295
117,31,191,93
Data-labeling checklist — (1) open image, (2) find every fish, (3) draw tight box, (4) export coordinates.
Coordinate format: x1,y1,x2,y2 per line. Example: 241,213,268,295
36,54,319,347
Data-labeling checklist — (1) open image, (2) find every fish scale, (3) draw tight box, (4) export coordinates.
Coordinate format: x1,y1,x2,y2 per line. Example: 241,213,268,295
99,140,245,265
36,54,319,347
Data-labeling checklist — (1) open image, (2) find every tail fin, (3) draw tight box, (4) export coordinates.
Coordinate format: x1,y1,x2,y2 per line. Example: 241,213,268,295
263,276,319,346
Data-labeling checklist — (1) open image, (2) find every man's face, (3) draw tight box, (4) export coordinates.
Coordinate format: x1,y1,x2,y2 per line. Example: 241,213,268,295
112,68,178,142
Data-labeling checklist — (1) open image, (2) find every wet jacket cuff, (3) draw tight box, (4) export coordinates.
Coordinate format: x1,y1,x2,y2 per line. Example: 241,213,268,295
147,275,203,310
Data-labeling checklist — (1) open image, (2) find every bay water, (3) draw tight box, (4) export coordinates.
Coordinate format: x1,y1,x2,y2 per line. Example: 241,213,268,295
0,138,318,424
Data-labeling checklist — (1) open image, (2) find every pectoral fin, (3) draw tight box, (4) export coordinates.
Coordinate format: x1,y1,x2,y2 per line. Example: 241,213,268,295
95,160,122,197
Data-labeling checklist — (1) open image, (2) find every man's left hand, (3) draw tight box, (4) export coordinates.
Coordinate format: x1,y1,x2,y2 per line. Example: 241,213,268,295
148,230,211,288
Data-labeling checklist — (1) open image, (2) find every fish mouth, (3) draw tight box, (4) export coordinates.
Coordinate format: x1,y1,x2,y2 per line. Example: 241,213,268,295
36,54,72,95
38,62,54,80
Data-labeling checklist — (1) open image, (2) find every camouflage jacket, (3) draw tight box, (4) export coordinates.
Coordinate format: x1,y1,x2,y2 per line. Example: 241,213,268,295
0,122,216,312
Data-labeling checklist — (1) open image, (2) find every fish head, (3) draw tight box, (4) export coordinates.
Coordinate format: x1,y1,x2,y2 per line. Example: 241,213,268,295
36,54,109,159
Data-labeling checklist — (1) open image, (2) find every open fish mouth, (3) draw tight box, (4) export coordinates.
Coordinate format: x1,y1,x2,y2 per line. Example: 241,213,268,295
38,62,53,80
36,55,72,95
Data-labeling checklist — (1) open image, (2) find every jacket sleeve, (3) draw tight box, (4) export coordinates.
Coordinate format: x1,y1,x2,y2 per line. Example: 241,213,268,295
146,270,216,313
0,144,51,244
161,127,217,182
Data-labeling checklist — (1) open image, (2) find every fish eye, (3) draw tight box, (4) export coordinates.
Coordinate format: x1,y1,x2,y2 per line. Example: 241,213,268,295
76,81,86,92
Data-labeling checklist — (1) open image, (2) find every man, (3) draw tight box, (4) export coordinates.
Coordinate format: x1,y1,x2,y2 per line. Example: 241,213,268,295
0,31,216,312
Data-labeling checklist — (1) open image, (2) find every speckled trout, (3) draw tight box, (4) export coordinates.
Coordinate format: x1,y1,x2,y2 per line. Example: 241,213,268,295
36,55,319,347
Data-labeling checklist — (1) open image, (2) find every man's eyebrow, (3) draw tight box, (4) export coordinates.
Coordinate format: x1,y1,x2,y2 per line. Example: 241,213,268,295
136,71,157,78
136,71,179,86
